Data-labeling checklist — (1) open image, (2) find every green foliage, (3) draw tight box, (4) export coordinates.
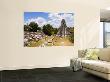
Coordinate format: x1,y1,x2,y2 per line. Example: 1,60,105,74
37,27,41,31
24,22,58,36
69,27,74,43
24,25,30,31
69,27,74,33
69,33,74,43
53,28,58,34
29,22,38,32
42,24,54,36
24,22,41,32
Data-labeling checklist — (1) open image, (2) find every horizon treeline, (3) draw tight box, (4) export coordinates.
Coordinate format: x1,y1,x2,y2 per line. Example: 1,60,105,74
24,22,58,36
24,21,74,39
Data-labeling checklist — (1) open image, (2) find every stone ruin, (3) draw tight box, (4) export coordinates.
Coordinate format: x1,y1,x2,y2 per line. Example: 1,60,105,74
57,19,70,37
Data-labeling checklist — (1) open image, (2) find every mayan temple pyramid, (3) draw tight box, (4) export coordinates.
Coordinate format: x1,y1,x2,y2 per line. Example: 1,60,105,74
57,19,70,37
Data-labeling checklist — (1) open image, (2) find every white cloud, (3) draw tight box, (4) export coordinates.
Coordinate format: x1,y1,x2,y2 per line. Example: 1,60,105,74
25,17,47,27
62,13,74,27
48,13,74,28
25,13,74,28
36,17,47,27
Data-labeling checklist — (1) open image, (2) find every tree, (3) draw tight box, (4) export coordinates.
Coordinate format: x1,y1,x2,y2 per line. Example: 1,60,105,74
24,25,28,31
69,33,74,43
53,28,58,34
24,25,31,31
69,27,74,34
42,24,54,36
37,27,41,31
69,27,74,43
29,22,39,32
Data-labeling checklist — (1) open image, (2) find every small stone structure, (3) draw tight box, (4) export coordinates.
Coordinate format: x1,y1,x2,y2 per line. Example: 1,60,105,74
57,19,70,37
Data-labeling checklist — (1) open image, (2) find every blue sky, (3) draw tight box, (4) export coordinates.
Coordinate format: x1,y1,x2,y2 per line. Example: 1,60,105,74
24,12,74,28
24,12,48,22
